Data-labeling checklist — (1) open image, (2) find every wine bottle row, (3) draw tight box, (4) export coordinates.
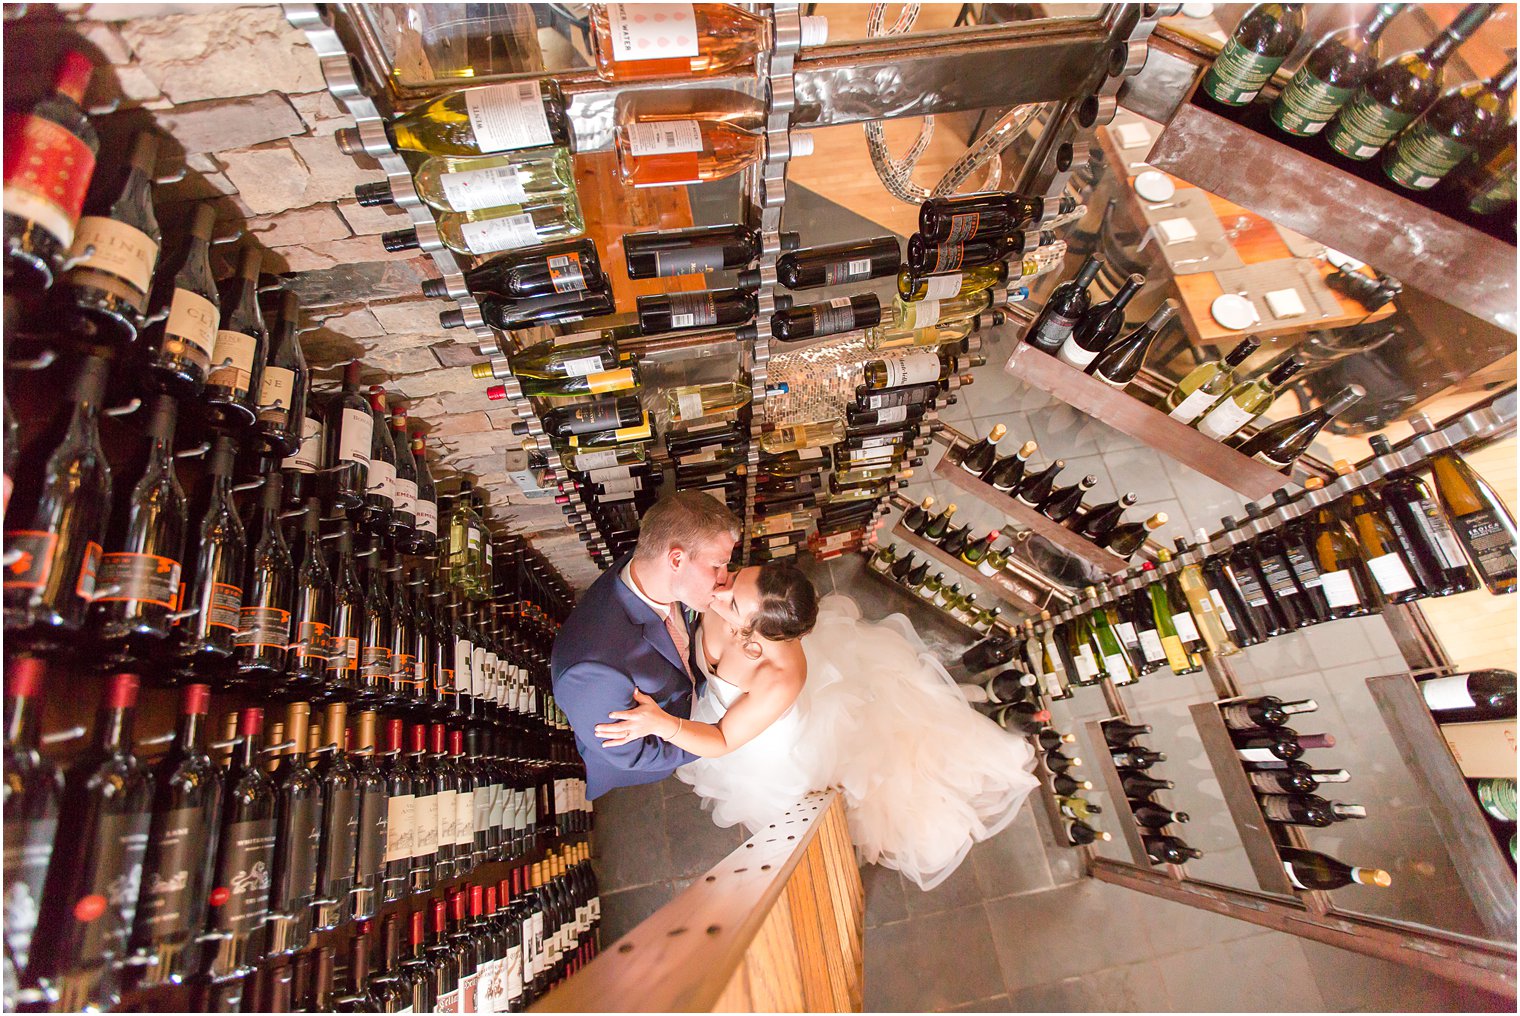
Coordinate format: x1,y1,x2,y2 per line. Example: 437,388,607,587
1198,3,1514,232
867,538,1007,635
1415,669,1517,864
1099,719,1203,866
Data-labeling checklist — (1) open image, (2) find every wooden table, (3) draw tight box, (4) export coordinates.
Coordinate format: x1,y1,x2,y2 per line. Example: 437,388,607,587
1099,115,1397,350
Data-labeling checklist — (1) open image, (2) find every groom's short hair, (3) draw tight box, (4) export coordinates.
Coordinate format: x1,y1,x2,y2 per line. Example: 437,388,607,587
633,490,740,561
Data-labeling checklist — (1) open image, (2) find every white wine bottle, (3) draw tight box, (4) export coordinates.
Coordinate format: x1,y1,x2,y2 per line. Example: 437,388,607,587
337,80,570,157
381,201,584,256
1165,336,1261,423
354,148,576,215
1195,357,1304,441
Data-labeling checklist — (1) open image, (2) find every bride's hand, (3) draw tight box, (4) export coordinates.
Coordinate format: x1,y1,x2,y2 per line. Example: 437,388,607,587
596,689,679,747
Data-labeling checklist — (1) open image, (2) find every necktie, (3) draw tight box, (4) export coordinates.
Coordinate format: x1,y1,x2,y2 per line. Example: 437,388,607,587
663,608,695,685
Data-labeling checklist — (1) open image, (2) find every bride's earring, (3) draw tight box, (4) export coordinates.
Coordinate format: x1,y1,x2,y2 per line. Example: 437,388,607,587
742,640,763,660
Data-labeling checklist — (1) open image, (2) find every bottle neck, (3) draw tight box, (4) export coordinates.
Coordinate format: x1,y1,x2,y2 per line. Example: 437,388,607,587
1362,5,1398,42
176,709,206,752
97,704,135,752
5,694,37,750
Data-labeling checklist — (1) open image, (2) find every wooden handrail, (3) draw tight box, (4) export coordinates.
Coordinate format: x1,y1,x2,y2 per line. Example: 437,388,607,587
533,789,864,1013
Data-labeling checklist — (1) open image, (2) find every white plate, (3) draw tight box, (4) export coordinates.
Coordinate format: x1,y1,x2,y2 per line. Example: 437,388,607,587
1134,170,1176,203
1211,293,1258,330
1324,247,1365,271
1181,3,1215,17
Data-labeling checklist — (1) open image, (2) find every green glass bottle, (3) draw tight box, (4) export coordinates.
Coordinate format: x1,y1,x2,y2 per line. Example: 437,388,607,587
1065,606,1102,687
1270,4,1405,136
1384,58,1518,191
1199,3,1306,107
1142,560,1193,674
1088,588,1137,685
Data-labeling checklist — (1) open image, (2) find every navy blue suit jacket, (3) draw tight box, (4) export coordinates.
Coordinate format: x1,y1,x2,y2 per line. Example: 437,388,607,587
550,558,700,799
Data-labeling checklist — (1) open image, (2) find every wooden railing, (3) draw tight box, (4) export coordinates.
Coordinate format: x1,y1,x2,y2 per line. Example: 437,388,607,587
533,789,864,1013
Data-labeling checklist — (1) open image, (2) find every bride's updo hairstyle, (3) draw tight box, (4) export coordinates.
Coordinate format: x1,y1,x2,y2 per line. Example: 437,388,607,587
744,563,819,643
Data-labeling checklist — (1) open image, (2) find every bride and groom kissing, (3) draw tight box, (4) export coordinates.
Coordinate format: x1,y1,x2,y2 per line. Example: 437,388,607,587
549,490,1039,890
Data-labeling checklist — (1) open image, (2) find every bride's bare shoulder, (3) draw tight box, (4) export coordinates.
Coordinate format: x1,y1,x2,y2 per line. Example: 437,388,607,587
756,639,807,689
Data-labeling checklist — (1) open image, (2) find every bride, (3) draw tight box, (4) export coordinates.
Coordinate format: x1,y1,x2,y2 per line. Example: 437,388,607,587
593,562,1039,891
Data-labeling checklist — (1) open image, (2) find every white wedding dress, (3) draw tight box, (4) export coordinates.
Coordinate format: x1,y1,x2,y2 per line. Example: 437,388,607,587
676,593,1040,890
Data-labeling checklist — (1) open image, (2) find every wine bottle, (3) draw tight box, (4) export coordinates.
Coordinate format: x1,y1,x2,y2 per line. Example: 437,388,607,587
382,199,585,257
1014,459,1064,507
1143,833,1203,864
1057,272,1145,370
962,630,1015,673
1419,670,1516,722
1024,253,1103,354
615,118,813,187
324,361,372,513
1448,130,1517,216
917,191,1077,243
287,498,334,698
624,224,795,278
25,673,151,1011
253,289,308,457
1370,434,1477,597
1233,727,1335,762
1164,335,1261,422
1279,846,1391,890
1199,3,1306,107
905,229,1044,274
1041,474,1096,524
206,242,267,427
1103,513,1167,559
1132,803,1190,829
1222,696,1318,730
3,354,113,644
1195,356,1304,441
426,237,602,302
1140,559,1194,674
380,398,419,543
1327,3,1493,160
2,51,98,293
202,707,278,981
1238,385,1364,469
379,720,415,905
408,724,439,894
921,503,959,543
266,702,324,958
1259,793,1367,827
961,531,999,568
58,130,161,343
1427,427,1518,595
1089,589,1138,685
362,146,575,215
958,424,1007,476
91,393,188,654
338,79,570,157
362,389,398,537
1270,3,1405,137
984,440,1038,491
902,496,935,535
328,520,366,700
146,204,221,395
1073,491,1136,539
2,659,61,984
410,430,441,555
350,712,388,923
128,684,223,985
172,434,246,676
312,703,360,932
590,3,826,79
1091,301,1176,386
770,294,880,341
1066,819,1110,845
1302,484,1376,619
1121,772,1173,797
1102,720,1152,746
1339,461,1421,603
636,287,756,334
895,260,1008,302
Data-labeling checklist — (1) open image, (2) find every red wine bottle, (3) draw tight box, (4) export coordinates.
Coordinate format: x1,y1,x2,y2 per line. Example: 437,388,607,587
91,393,188,656
312,703,359,933
3,353,113,645
233,471,292,686
146,205,220,396
408,724,439,895
624,224,792,279
1024,253,1103,354
2,51,98,294
423,897,463,1012
409,428,440,555
324,361,372,514
450,888,483,1011
25,673,151,1011
202,707,277,981
128,683,223,986
380,719,416,905
449,729,477,879
265,701,323,958
350,712,389,922
428,723,459,884
356,534,393,711
2,658,62,984
427,237,605,300
206,242,266,428
58,130,161,344
372,391,417,542
172,434,246,678
286,499,332,699
387,557,421,712
327,520,366,701
255,290,308,457
1418,669,1516,722
362,388,398,537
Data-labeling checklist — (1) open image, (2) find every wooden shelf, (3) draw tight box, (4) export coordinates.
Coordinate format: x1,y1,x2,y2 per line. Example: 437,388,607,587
932,452,1132,574
1366,675,1517,940
890,523,1042,618
999,343,1289,501
1084,719,1156,869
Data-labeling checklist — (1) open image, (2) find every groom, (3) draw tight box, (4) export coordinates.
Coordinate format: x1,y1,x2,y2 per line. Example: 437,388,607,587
551,490,740,799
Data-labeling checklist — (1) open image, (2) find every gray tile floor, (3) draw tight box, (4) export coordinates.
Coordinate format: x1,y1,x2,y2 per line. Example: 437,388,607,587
584,372,1512,1011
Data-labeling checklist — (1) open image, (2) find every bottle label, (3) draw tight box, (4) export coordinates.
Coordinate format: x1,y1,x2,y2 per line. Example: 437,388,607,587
880,349,941,387
473,644,489,698
206,581,242,630
463,81,554,153
355,786,386,880
504,943,525,1002
1113,621,1138,647
1073,644,1099,680
339,407,373,468
1259,555,1300,598
1282,861,1317,891
1208,588,1238,630
546,251,590,294
1195,398,1259,440
283,416,323,473
395,474,419,517
911,299,943,327
134,805,210,940
1027,309,1080,351
455,789,474,846
810,295,858,336
412,792,438,855
455,637,473,693
654,245,726,275
257,366,296,427
1,112,96,249
561,353,608,377
945,212,980,244
927,243,965,274
1258,797,1300,823
626,119,703,156
1167,386,1219,424
1309,567,1357,608
459,211,539,254
294,619,332,662
1138,627,1166,662
94,551,181,609
1420,674,1479,711
922,272,964,301
1106,653,1135,684
1171,609,1200,643
367,456,396,502
607,3,699,60
824,257,875,285
384,793,414,863
667,290,717,329
61,806,150,963
164,287,219,367
438,163,531,211
437,988,460,1013
1455,508,1518,586
1200,39,1284,106
677,390,705,420
2,530,57,588
1270,69,1354,136
207,816,276,943
416,496,439,535
68,215,159,299
319,785,359,888
1417,499,1469,570
1056,335,1101,369
436,788,457,847
1327,95,1414,159
1469,172,1518,215
209,329,258,396
1235,746,1280,763
587,367,637,394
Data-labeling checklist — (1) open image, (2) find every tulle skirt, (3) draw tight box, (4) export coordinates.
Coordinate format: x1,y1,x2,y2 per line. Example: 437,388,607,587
677,594,1040,890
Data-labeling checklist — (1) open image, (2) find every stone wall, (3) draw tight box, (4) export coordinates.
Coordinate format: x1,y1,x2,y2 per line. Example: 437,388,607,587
61,2,601,589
